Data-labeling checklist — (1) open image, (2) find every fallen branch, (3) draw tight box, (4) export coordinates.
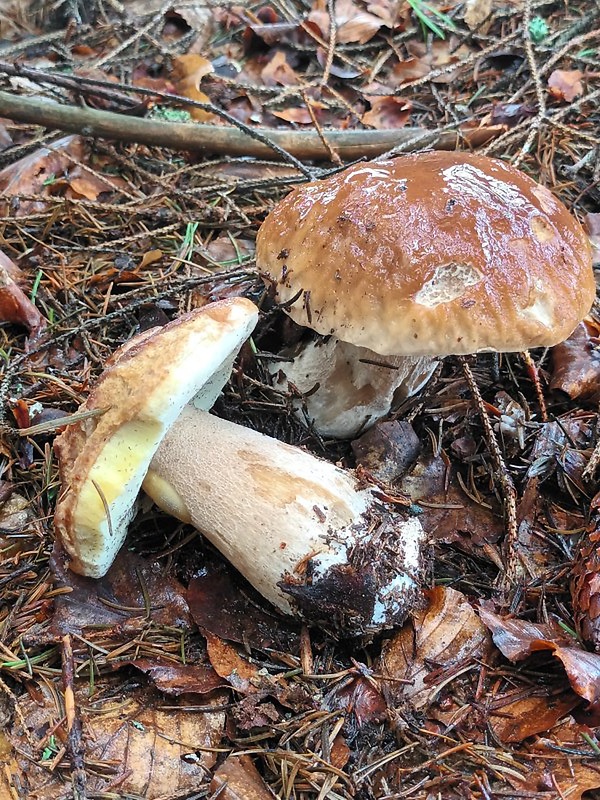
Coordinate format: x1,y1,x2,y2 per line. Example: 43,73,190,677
0,90,501,162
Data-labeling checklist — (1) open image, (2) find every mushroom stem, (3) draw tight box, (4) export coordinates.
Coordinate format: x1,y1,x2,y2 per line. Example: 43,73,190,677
142,405,425,635
270,336,438,438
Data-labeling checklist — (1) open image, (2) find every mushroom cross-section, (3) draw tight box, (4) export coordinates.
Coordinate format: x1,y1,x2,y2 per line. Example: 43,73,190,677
256,151,595,438
53,297,259,578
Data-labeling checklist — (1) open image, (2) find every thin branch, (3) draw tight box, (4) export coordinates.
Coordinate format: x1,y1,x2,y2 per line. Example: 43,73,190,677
0,90,499,163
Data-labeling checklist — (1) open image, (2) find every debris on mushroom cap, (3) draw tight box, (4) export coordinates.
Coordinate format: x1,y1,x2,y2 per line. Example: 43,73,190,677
257,151,595,356
53,297,259,578
144,405,426,636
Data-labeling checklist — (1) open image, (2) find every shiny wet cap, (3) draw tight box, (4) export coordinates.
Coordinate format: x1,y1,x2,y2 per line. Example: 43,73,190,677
257,152,595,356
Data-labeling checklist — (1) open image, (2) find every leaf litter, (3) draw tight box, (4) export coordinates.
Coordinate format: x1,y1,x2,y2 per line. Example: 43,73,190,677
0,0,598,797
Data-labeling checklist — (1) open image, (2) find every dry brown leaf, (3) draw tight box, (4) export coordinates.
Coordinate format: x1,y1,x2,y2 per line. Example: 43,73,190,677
380,586,492,710
488,690,581,743
4,681,226,799
479,606,600,709
270,107,317,125
361,96,412,128
548,69,584,102
399,454,504,552
210,754,275,799
392,40,468,85
324,673,387,725
187,559,300,652
479,605,575,661
130,658,227,696
260,50,300,86
138,249,163,269
50,546,192,643
513,718,600,799
550,320,600,405
586,212,600,267
0,250,46,341
171,53,218,122
0,134,126,214
464,0,492,30
0,135,83,216
65,166,128,201
205,631,262,691
571,491,600,651
308,0,386,43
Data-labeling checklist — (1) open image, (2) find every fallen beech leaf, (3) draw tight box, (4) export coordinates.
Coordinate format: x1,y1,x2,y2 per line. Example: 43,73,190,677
554,648,600,708
464,0,492,30
478,606,574,661
249,21,299,45
66,167,127,200
205,631,262,691
308,0,386,43
0,250,46,340
361,96,412,128
130,658,227,695
479,606,600,709
488,690,581,743
515,717,600,799
585,212,600,266
49,545,192,643
138,249,163,269
210,754,274,799
400,454,504,552
550,320,600,405
171,54,218,122
203,629,307,712
260,50,300,86
0,135,84,215
526,417,592,481
331,734,351,769
548,69,584,102
270,107,317,124
324,672,387,725
175,3,214,36
5,681,226,799
187,560,300,652
392,40,468,85
316,48,363,78
0,491,36,557
571,492,600,651
512,477,562,579
490,101,536,127
380,586,492,710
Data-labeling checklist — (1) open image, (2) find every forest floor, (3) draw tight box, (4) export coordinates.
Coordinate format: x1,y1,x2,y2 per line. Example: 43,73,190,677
0,0,599,797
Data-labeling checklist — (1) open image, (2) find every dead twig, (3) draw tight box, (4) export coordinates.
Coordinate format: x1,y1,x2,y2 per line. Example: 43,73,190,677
0,90,502,163
61,634,87,799
458,357,520,592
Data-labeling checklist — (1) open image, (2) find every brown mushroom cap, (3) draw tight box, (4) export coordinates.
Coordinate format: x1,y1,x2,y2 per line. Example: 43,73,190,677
257,152,595,357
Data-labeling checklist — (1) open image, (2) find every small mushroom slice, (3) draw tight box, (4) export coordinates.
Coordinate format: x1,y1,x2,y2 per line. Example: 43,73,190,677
143,405,426,636
54,297,259,578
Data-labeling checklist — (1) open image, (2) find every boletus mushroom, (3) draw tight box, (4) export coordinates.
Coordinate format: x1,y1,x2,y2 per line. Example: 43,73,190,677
256,151,595,438
54,297,426,636
54,297,259,577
